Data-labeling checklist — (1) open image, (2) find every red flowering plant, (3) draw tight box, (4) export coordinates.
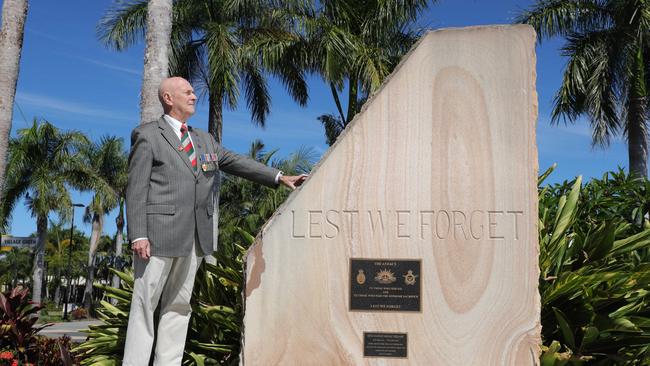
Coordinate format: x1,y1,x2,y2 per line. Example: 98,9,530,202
0,350,16,366
0,287,51,362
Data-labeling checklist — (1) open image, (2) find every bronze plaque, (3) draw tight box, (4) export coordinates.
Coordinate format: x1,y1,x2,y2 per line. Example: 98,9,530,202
350,258,421,312
363,332,408,358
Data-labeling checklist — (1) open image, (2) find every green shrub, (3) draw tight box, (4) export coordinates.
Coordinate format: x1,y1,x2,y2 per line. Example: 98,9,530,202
71,307,88,320
72,269,132,365
538,168,650,365
33,336,75,366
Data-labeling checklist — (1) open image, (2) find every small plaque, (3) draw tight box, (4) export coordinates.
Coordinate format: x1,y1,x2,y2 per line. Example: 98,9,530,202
350,258,421,312
363,332,407,358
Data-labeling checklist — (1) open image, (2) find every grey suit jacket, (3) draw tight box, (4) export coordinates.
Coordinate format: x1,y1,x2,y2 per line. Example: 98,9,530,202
126,117,280,257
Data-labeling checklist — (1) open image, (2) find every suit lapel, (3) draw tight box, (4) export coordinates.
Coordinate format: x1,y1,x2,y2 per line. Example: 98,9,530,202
157,117,195,174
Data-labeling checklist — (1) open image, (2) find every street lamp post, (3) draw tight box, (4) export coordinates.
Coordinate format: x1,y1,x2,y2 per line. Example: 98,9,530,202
63,203,84,321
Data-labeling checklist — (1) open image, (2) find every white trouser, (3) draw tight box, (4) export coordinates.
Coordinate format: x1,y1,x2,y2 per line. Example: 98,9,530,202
123,243,202,366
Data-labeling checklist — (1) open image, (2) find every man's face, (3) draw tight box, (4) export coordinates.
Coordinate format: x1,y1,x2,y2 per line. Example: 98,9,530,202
168,79,197,120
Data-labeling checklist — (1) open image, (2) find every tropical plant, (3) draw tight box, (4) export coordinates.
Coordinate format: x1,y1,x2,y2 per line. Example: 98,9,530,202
184,227,252,365
80,136,128,312
98,0,309,143
72,268,133,365
301,0,433,145
0,287,50,361
32,335,75,366
0,248,31,290
0,0,29,199
44,219,71,306
538,166,650,365
43,220,88,307
0,119,89,304
517,0,650,177
0,288,75,366
94,234,130,290
52,228,89,310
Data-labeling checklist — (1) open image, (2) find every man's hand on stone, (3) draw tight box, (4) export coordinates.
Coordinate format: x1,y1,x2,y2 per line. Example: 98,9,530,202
132,239,151,260
279,174,308,190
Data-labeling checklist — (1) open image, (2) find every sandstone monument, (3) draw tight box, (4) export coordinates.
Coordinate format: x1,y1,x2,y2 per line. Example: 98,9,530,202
242,25,540,365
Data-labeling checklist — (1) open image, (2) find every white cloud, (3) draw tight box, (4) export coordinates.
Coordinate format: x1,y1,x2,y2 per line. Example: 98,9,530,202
26,27,141,78
15,91,135,122
25,28,77,48
79,57,141,76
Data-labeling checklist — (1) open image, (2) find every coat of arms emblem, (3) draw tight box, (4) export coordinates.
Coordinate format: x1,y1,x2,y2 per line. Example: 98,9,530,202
403,270,418,285
356,269,366,285
374,269,397,284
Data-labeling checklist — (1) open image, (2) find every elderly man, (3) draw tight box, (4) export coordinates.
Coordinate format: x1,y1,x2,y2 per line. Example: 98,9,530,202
123,77,306,365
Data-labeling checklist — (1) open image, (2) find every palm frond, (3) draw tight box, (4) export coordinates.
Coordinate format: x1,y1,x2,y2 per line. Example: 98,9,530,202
97,0,149,51
1,119,89,229
241,59,270,127
274,145,317,174
552,29,621,147
516,0,611,41
317,113,345,146
205,21,241,110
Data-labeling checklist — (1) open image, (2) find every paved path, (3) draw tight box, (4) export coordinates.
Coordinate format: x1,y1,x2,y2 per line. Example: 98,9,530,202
39,320,102,342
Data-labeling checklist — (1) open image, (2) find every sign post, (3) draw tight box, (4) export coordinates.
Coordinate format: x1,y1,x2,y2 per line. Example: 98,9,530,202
0,236,38,251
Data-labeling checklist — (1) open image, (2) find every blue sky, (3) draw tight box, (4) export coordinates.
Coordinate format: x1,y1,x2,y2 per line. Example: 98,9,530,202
4,0,630,238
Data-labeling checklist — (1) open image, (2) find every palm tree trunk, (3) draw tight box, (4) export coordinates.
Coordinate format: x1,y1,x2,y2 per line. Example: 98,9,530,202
54,268,61,306
140,0,172,124
83,213,103,311
111,201,124,303
329,82,346,124
43,260,48,299
346,76,358,125
0,0,28,200
628,95,648,177
207,90,223,264
31,213,47,304
208,89,223,143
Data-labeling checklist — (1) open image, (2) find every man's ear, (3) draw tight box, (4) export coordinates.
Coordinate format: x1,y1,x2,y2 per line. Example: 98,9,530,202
163,92,173,106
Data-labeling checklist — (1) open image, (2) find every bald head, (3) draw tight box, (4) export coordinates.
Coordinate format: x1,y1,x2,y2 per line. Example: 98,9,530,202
158,77,197,122
158,77,188,110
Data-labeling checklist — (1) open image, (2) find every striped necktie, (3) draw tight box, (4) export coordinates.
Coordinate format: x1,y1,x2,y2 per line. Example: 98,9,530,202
180,123,197,171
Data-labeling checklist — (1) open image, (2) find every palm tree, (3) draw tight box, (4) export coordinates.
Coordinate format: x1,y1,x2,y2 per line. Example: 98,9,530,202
43,219,88,305
518,0,650,177
0,0,28,200
302,0,433,145
80,136,127,311
45,219,69,305
0,247,31,289
0,119,88,304
98,0,309,143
